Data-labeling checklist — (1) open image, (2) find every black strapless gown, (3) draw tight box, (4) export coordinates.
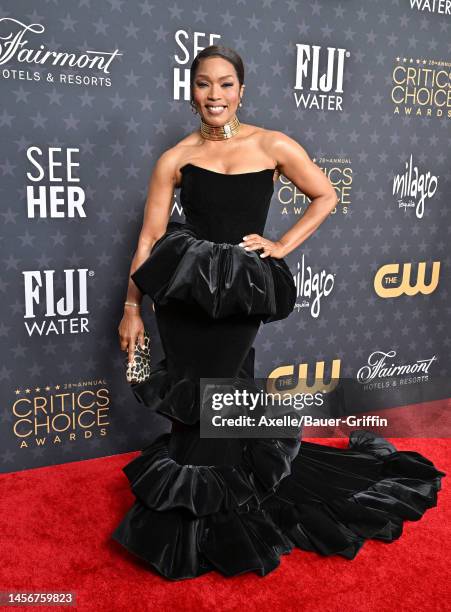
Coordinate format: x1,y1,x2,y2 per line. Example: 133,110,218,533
111,163,445,580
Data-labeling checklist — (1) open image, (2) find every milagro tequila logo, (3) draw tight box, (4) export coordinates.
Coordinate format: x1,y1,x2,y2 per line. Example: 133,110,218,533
0,17,121,84
294,44,350,110
293,254,335,318
393,154,438,219
23,268,92,335
357,350,437,384
409,0,451,13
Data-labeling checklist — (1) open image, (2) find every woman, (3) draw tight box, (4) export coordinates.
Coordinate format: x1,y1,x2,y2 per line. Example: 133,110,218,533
112,46,444,580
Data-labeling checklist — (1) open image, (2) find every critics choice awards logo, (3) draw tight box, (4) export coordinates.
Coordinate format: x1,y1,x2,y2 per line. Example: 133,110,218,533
276,156,351,217
12,382,110,449
391,55,451,119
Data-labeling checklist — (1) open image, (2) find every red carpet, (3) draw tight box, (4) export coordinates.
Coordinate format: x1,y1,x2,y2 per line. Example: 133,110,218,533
0,437,448,612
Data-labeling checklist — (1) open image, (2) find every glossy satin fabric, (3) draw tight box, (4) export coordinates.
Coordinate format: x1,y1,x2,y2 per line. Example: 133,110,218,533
112,165,445,580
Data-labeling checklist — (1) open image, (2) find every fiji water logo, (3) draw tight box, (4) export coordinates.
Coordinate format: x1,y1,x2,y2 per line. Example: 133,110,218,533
409,0,450,14
294,43,350,110
23,268,92,336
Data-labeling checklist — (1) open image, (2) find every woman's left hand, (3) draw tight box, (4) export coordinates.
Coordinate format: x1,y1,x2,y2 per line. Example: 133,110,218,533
239,234,287,259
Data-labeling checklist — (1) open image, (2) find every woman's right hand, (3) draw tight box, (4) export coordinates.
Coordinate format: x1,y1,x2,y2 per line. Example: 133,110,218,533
119,309,146,364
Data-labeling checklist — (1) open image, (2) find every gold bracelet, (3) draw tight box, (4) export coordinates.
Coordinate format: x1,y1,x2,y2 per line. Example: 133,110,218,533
124,301,140,308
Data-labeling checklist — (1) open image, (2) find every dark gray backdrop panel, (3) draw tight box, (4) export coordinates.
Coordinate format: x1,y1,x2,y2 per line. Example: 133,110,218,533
1,0,449,472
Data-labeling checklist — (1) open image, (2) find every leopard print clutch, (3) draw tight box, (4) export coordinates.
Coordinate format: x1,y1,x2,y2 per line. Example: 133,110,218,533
126,330,151,383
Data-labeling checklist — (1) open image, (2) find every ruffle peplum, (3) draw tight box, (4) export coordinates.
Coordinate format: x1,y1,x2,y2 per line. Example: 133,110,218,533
130,221,297,324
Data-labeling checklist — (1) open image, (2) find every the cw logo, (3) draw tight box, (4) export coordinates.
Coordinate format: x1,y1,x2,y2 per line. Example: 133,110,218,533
267,360,341,395
374,262,440,298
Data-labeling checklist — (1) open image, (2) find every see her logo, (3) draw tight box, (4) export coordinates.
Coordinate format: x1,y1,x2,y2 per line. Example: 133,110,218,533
26,147,86,219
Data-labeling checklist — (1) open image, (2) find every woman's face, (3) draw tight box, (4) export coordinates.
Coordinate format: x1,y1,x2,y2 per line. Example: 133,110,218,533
192,56,244,125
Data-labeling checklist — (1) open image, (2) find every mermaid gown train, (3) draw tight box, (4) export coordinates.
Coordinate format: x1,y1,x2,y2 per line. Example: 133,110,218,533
111,163,445,580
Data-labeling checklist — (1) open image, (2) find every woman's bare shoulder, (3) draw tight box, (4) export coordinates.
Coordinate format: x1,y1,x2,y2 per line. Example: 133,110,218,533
150,132,202,180
169,131,203,160
258,127,309,163
257,126,299,147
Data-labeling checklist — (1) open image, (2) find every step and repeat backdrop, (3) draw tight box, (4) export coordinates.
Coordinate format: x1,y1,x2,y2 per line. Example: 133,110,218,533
1,1,450,473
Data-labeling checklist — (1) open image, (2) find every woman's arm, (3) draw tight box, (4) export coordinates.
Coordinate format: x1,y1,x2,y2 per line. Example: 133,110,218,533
242,131,338,258
119,150,177,362
124,150,177,313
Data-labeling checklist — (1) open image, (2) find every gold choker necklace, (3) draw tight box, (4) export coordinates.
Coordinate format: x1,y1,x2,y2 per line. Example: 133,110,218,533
200,115,241,140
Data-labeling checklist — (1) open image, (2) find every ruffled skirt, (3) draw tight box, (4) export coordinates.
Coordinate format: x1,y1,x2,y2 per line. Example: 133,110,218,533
112,364,445,579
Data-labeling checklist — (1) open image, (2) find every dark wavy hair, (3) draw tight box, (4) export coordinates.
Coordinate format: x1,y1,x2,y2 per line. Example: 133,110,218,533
189,45,245,99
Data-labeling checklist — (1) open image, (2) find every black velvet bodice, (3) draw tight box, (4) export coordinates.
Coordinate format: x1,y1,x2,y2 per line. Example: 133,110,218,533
179,163,276,244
